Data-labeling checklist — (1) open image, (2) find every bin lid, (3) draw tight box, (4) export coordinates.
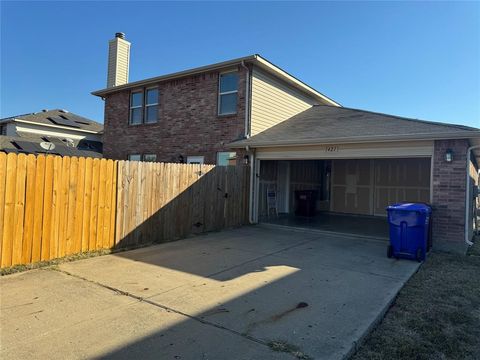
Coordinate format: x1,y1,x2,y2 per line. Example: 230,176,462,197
386,202,431,213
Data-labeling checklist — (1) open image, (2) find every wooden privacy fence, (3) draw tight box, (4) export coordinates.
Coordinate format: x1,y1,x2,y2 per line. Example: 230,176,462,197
0,153,249,268
0,153,117,268
116,161,249,247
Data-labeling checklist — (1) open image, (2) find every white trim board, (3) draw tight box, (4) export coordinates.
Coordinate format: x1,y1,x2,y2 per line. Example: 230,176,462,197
255,140,434,160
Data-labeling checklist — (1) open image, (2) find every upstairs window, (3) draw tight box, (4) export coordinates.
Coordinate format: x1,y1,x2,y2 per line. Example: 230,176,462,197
129,87,159,125
129,91,143,125
145,88,159,123
218,72,238,115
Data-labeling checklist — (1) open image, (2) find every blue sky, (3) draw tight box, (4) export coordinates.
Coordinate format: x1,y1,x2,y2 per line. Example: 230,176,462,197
1,1,479,127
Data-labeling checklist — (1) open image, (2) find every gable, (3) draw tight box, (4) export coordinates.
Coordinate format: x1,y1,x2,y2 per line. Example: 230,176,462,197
250,67,318,136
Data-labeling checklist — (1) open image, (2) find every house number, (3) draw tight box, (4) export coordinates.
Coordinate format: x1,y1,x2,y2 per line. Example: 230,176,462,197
325,146,339,152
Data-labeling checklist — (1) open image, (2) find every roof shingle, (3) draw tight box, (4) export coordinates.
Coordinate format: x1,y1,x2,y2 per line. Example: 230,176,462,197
1,109,103,133
230,105,480,147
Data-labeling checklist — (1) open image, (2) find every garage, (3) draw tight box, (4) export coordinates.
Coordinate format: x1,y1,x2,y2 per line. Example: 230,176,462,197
256,157,431,238
231,105,480,252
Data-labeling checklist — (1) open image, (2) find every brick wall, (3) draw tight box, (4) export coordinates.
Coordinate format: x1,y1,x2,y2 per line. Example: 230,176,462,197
102,65,248,164
431,139,472,253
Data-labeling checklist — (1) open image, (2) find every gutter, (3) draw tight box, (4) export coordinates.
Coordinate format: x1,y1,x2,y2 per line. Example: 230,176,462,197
465,144,480,246
13,119,101,134
228,131,480,149
92,55,258,97
91,54,341,107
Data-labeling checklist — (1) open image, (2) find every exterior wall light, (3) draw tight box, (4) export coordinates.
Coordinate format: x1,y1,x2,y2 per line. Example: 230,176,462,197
243,155,250,165
445,149,453,163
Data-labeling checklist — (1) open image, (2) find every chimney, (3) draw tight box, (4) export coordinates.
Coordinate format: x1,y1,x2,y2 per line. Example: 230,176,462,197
107,32,131,88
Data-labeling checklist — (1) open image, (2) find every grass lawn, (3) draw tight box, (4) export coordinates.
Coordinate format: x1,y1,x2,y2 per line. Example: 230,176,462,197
352,239,480,360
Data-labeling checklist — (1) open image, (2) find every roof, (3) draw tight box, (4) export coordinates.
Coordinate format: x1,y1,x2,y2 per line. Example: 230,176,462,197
230,105,480,148
0,109,103,133
0,134,103,158
91,54,340,107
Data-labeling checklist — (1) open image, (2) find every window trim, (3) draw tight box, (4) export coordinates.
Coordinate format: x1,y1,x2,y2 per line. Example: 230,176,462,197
218,71,238,116
129,87,159,125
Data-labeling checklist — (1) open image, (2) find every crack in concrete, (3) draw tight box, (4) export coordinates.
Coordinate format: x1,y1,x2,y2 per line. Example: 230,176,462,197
50,267,298,359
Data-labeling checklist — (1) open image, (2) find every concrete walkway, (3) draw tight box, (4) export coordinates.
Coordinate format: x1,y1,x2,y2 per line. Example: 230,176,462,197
0,225,419,360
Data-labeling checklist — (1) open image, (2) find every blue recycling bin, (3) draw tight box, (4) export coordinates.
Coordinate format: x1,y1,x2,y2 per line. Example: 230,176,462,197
386,203,431,262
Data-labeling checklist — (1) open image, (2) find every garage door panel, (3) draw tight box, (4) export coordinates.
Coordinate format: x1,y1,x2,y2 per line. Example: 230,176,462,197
419,189,430,203
356,188,371,214
333,160,347,185
332,185,371,215
333,158,431,216
356,161,371,186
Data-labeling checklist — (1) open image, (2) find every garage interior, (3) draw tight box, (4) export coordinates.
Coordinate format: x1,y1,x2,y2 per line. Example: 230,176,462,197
258,158,431,239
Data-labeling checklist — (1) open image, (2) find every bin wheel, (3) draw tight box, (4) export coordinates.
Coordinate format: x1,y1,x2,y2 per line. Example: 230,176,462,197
416,248,423,262
387,245,393,258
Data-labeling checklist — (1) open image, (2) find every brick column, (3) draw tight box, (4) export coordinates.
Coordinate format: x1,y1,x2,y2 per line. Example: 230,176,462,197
431,139,469,253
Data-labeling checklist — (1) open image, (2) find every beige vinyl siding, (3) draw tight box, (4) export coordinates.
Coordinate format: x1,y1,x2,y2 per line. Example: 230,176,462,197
107,38,130,88
116,40,130,84
250,68,317,135
107,41,117,87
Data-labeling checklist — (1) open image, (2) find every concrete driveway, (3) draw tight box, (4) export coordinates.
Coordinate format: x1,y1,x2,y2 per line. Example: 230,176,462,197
1,225,419,360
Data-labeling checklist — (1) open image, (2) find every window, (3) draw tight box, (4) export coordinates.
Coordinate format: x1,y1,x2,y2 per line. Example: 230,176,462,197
187,156,204,165
217,152,236,166
0,124,6,135
128,154,141,161
129,88,159,125
143,154,157,162
129,91,143,125
128,154,156,162
145,88,159,123
218,72,238,115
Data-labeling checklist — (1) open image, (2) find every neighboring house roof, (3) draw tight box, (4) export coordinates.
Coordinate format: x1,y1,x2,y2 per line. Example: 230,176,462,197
0,134,103,158
0,109,103,133
91,54,340,107
230,105,480,148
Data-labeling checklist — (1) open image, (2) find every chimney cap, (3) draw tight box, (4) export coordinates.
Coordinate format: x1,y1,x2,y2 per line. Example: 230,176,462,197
115,32,125,39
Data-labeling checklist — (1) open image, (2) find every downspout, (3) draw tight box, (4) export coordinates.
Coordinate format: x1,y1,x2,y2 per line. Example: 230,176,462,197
465,145,480,246
240,60,255,224
240,60,250,138
248,148,256,224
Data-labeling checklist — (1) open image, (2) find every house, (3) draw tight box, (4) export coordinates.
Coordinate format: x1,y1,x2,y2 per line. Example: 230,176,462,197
92,33,339,164
0,109,103,157
93,33,480,253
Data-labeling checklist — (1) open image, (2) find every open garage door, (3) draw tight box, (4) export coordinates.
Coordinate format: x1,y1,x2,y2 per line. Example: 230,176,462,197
331,158,431,216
